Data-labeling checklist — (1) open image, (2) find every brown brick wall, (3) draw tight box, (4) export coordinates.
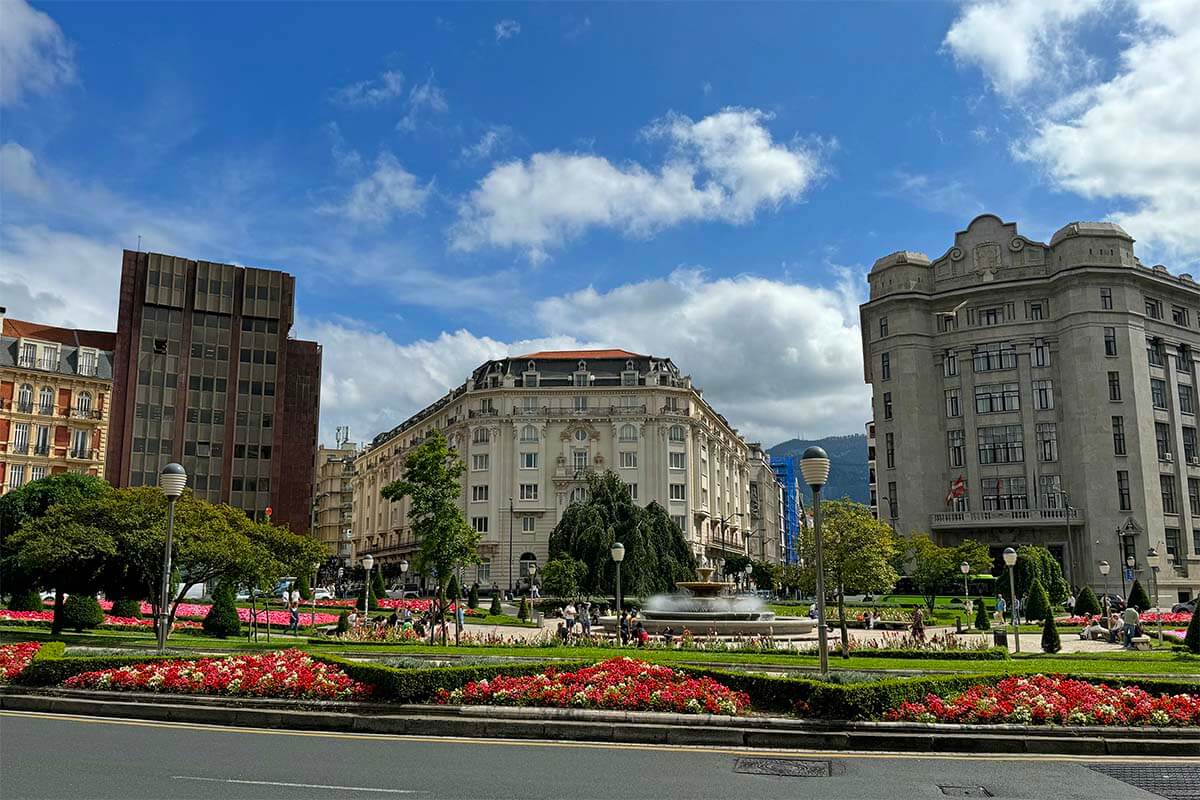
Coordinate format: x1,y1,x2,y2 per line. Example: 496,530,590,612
273,338,321,535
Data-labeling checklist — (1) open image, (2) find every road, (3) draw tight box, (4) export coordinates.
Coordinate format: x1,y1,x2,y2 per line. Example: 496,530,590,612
0,711,1193,800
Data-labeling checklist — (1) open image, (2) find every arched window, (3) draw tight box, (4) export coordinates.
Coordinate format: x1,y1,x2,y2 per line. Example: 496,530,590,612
75,391,92,415
472,427,490,444
569,487,587,504
17,383,33,410
519,552,538,580
669,424,685,442
38,386,54,415
619,424,637,442
520,424,538,442
573,429,588,442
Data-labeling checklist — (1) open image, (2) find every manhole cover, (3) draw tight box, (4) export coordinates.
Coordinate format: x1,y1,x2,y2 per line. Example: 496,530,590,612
939,787,993,798
734,758,831,778
1089,765,1200,800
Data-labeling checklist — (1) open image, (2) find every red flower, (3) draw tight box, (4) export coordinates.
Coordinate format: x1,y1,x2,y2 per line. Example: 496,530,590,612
0,641,41,682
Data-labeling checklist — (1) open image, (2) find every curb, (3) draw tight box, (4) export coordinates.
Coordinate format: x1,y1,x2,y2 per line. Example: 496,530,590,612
2,689,1196,755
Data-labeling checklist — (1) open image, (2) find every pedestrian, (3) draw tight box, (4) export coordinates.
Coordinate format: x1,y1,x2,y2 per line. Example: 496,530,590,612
619,611,630,646
388,610,399,627
557,619,569,643
531,583,540,600
1121,605,1140,648
564,601,577,632
995,594,1007,623
964,598,974,620
456,603,465,632
1013,596,1023,626
580,601,591,636
911,607,926,642
1066,594,1076,613
348,610,359,628
288,599,300,635
635,621,648,647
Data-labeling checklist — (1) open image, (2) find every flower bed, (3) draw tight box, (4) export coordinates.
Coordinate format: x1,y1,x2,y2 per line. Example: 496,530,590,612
0,641,42,683
62,649,371,700
884,675,1200,726
436,657,751,715
1060,612,1192,626
0,610,200,631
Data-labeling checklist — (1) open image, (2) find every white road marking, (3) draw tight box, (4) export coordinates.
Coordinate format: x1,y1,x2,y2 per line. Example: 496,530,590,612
172,776,426,794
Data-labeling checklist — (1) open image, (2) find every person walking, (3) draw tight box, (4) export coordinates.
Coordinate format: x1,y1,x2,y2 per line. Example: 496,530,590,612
564,601,577,634
288,598,300,636
1121,604,1140,648
995,594,1006,624
1013,596,1023,626
580,601,592,637
619,611,630,646
910,607,926,643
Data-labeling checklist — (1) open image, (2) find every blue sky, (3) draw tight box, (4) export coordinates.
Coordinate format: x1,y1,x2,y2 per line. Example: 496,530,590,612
2,1,1196,447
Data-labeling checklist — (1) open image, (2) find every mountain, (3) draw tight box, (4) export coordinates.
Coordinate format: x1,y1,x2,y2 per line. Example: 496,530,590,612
767,434,869,504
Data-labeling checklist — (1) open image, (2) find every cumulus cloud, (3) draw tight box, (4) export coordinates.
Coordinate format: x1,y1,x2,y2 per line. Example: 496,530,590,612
397,71,449,132
458,125,512,163
888,171,984,217
494,19,521,41
329,69,404,107
322,152,431,224
0,225,124,330
0,141,49,200
450,107,827,263
0,0,75,106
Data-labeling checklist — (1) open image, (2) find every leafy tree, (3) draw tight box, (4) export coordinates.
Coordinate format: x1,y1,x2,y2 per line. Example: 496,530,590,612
1015,545,1069,605
517,596,530,621
952,538,993,575
549,471,695,598
110,598,142,618
751,560,780,594
62,594,104,632
1184,608,1200,654
722,554,752,580
381,431,480,645
7,588,43,612
776,563,805,598
203,581,241,639
540,556,587,599
974,598,991,630
1041,613,1062,653
446,573,460,603
294,573,311,601
1127,579,1151,612
1024,577,1051,622
899,533,952,612
1074,586,1102,617
489,592,502,616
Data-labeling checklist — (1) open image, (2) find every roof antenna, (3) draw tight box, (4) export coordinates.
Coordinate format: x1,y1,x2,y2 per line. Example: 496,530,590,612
136,234,142,252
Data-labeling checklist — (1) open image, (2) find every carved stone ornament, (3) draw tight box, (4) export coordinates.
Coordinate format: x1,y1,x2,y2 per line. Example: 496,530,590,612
1009,237,1025,252
950,247,964,261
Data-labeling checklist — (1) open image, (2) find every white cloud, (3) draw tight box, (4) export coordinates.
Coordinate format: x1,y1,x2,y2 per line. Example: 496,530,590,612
451,107,827,262
888,170,984,217
329,69,404,107
0,0,75,106
397,72,449,132
459,126,512,163
0,225,123,330
494,19,521,41
0,141,49,200
322,152,431,224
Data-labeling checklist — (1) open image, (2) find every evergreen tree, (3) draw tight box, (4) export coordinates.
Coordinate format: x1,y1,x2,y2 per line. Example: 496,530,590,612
62,594,104,632
975,597,991,630
202,581,241,639
1184,608,1200,654
294,573,311,601
446,574,460,603
1024,577,1052,622
110,597,142,618
517,596,529,621
1127,579,1152,612
1074,586,1102,617
371,569,386,601
1041,613,1062,653
489,592,502,616
468,583,479,609
335,610,350,634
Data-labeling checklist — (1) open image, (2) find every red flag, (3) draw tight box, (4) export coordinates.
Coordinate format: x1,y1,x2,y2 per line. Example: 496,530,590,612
946,475,965,505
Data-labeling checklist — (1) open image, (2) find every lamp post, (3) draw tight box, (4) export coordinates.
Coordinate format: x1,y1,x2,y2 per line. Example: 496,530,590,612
1126,554,1136,606
156,463,188,653
800,447,831,676
1146,547,1162,642
960,560,970,598
743,563,753,594
361,554,374,618
1003,547,1020,653
508,497,515,599
610,542,625,624
1098,560,1111,620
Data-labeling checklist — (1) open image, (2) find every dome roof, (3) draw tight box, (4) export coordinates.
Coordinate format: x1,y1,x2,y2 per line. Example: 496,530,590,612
1049,221,1133,247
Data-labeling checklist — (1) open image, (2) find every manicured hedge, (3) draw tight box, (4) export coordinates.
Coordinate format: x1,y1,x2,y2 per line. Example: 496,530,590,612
830,647,1009,661
15,644,175,687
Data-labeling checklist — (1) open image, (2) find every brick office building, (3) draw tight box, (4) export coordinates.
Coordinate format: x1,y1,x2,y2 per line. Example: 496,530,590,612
105,250,322,534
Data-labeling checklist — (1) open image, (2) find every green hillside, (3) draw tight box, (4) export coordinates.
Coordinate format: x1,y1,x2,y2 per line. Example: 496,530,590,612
767,434,869,504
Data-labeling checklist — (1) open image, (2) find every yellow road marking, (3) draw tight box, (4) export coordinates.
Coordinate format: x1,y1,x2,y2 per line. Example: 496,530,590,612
2,710,1196,764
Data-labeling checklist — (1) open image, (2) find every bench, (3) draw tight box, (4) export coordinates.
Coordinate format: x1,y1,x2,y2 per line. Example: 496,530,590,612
1131,635,1153,651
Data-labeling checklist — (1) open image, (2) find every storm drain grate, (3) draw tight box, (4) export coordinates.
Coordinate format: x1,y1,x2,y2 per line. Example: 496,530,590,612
734,758,832,778
938,787,993,798
1089,764,1200,800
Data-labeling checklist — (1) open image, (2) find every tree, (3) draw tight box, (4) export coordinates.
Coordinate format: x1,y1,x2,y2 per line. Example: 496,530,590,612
62,594,104,632
1074,586,1102,617
1024,577,1051,622
110,598,142,618
6,589,43,612
468,583,479,609
776,563,805,598
1184,608,1200,654
797,500,898,654
1127,579,1152,612
751,560,780,594
974,598,991,630
540,556,587,600
294,573,312,601
517,596,530,621
1015,545,1069,605
203,581,242,639
549,471,696,598
900,533,953,612
446,573,460,603
381,431,480,645
722,554,752,580
489,592,502,616
1041,613,1062,653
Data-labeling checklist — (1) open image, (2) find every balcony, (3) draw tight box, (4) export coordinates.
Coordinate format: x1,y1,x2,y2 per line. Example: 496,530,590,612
68,408,103,421
930,508,1082,529
32,444,50,456
659,407,689,417
9,443,29,455
609,404,647,415
17,357,61,372
468,408,499,418
68,447,100,461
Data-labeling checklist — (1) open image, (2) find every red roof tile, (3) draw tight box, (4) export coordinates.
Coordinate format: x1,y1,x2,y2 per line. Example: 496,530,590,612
2,318,116,351
513,349,645,360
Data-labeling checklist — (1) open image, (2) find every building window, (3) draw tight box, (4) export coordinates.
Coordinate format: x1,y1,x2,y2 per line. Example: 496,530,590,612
1190,478,1200,516
1162,475,1178,515
18,343,35,368
1173,306,1191,327
882,392,893,420
573,371,589,387
619,424,637,442
33,425,49,455
8,464,26,489
471,485,489,502
948,430,965,468
1033,379,1054,410
885,432,895,469
472,428,490,444
573,429,588,443
1101,287,1113,309
1112,416,1127,455
1156,422,1173,460
1181,385,1196,416
1028,301,1044,320
522,516,536,533
1033,339,1050,367
1036,423,1058,462
943,350,958,377
38,386,54,415
1038,474,1062,509
477,559,491,583
78,350,97,377
619,451,637,468
886,482,897,519
1108,371,1122,401
16,383,33,412
472,454,489,471
1104,328,1118,356
75,392,92,415
30,466,47,482
1145,297,1163,319
1151,378,1168,409
973,342,1017,372
573,396,588,412
523,371,539,388
945,389,961,418
572,449,588,470
1147,338,1165,367
978,425,1024,464
1185,427,1198,463
70,429,90,459
1117,470,1131,511
980,306,1003,326
671,515,687,533
522,396,538,412
975,383,1020,413
627,483,638,501
519,483,539,501
1165,528,1181,560
519,424,538,442
669,425,685,442
669,451,686,470
520,452,538,469
669,483,686,501
11,422,29,454
981,477,1028,511
471,517,489,533
879,316,889,337
570,487,586,504
880,352,891,381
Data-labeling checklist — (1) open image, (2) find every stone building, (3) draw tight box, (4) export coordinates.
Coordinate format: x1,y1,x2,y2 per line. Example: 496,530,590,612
748,443,787,566
351,349,764,592
0,308,115,492
860,214,1200,605
314,440,358,558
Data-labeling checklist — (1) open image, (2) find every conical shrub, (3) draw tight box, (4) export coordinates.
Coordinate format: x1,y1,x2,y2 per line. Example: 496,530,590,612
517,596,529,621
1041,614,1062,653
62,594,104,632
975,597,991,630
468,584,479,609
110,598,143,618
202,582,241,639
489,592,502,616
1127,579,1152,612
1024,578,1051,622
1074,586,1101,617
446,574,460,602
1184,608,1200,654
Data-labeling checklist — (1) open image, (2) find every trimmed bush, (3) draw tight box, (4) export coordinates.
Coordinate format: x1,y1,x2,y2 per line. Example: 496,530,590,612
17,652,175,687
61,595,103,632
1024,578,1051,622
1185,608,1200,654
974,598,991,630
371,571,386,601
336,610,350,634
1128,579,1152,612
294,574,311,601
517,597,530,621
446,575,460,602
1074,586,1102,617
468,584,479,610
202,583,241,639
110,598,143,619
1041,614,1062,653
6,589,44,612
489,593,502,616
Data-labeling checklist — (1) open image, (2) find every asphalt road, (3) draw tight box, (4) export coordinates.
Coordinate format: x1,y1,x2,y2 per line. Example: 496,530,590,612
0,711,1193,800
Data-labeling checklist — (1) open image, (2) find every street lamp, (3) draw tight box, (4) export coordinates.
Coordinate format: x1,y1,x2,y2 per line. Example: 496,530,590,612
1098,560,1111,619
743,563,753,593
361,554,374,617
156,463,187,654
528,563,537,596
610,542,625,622
960,560,970,598
1003,547,1020,653
800,446,831,676
1146,547,1162,641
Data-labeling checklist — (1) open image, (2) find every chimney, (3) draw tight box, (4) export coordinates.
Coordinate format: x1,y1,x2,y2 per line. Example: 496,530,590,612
0,306,6,336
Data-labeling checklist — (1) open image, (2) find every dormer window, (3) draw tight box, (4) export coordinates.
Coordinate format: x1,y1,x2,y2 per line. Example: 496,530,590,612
523,371,539,388
621,369,638,386
77,349,98,377
18,343,36,368
573,368,589,387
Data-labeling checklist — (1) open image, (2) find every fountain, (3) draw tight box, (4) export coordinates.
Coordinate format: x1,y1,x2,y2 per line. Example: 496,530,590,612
601,565,815,637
